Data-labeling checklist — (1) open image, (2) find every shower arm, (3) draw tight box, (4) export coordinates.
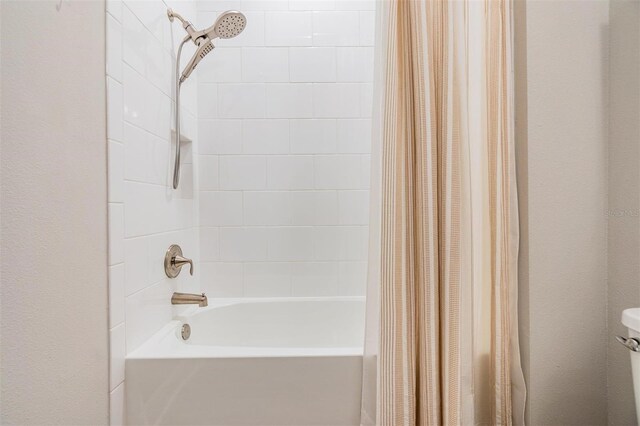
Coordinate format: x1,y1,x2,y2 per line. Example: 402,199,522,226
173,35,190,190
168,9,200,44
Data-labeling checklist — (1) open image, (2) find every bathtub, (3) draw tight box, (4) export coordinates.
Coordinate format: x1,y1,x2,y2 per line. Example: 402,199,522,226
125,297,365,426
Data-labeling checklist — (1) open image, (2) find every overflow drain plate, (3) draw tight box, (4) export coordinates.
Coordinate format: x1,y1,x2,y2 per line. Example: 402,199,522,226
181,323,191,341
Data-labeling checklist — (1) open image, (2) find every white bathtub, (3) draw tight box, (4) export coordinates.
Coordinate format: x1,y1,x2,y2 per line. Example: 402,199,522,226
125,297,365,426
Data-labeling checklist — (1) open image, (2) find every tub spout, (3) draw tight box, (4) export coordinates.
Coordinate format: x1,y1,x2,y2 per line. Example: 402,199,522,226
171,292,208,307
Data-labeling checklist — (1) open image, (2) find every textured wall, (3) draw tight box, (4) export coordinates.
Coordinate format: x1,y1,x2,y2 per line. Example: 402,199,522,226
608,1,640,424
0,0,109,424
519,1,610,424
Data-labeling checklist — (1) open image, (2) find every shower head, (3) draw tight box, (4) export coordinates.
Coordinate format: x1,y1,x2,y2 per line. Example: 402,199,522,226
170,9,247,83
205,11,247,40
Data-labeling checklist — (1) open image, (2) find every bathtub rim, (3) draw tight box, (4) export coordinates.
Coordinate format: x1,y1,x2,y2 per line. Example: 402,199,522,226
127,296,366,360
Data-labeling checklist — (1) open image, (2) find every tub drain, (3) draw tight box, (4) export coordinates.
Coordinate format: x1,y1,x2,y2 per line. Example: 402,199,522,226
181,323,191,340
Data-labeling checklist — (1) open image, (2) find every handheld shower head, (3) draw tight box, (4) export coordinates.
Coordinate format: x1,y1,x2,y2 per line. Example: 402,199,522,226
180,38,214,83
168,8,247,189
174,10,247,83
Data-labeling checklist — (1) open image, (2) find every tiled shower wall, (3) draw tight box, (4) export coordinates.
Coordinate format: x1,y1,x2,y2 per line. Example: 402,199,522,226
196,0,375,298
106,0,200,423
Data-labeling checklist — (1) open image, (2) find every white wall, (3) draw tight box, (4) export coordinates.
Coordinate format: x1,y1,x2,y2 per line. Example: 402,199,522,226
0,0,109,424
518,1,610,424
607,1,640,424
196,0,375,298
106,0,199,423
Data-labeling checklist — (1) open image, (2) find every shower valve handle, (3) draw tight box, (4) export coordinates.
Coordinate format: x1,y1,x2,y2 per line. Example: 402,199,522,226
173,255,194,276
164,244,194,278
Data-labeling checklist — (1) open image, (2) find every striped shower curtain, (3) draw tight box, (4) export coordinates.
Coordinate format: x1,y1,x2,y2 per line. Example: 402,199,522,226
361,0,526,425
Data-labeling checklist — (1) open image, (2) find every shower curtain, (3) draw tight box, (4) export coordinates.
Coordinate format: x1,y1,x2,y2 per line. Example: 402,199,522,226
361,0,526,425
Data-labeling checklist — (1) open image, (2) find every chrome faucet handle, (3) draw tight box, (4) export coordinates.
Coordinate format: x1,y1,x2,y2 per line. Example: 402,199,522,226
164,244,194,278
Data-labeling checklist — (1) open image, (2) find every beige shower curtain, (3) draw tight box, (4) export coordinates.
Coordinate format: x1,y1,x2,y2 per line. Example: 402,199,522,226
361,0,526,425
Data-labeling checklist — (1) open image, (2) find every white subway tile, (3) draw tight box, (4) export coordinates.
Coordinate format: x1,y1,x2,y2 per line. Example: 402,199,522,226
244,191,293,225
219,156,267,189
123,0,170,49
267,227,315,261
200,191,244,226
108,141,124,203
125,280,172,352
107,77,124,142
244,263,292,296
107,0,123,22
124,123,169,185
312,83,360,118
242,0,288,10
146,38,172,96
265,12,313,46
290,0,334,10
110,0,376,309
180,85,199,121
121,6,146,77
200,227,220,262
123,182,155,237
313,225,367,260
291,262,339,296
199,156,220,190
198,0,242,11
314,154,362,189
341,226,368,260
266,83,313,118
109,323,125,390
359,11,375,45
200,263,244,297
124,181,195,237
337,119,372,153
338,190,369,224
242,0,288,9
290,47,337,82
198,48,243,83
337,46,373,82
335,0,375,10
218,83,266,118
110,383,125,426
312,11,359,46
290,191,339,225
290,119,337,153
360,154,371,189
267,155,314,189
124,236,149,296
176,161,195,199
199,119,242,154
109,264,125,327
107,13,123,82
312,226,339,261
219,227,269,261
242,47,289,82
360,82,373,117
338,261,367,295
242,119,290,154
123,66,171,138
109,204,124,266
198,84,219,119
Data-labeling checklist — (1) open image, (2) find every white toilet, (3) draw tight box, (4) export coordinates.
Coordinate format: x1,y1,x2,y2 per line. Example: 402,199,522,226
621,308,640,421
